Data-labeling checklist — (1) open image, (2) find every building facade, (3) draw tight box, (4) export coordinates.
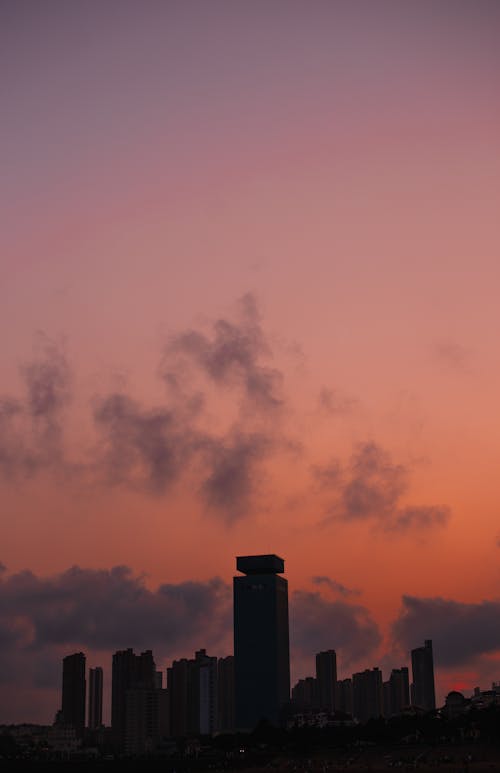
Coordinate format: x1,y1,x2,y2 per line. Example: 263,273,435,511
233,554,290,730
316,650,337,713
111,649,156,749
411,639,436,711
88,667,103,730
352,668,383,724
61,652,86,737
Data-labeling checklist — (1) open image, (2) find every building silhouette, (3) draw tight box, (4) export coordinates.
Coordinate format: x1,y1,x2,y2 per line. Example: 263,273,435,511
167,649,218,737
316,650,337,713
336,678,353,716
352,668,383,723
88,667,103,729
111,649,156,749
291,677,319,712
411,639,436,711
217,656,234,734
233,554,290,730
61,652,86,738
383,667,409,717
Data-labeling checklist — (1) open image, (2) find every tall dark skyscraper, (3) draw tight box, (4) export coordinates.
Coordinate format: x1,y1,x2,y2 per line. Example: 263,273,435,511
61,652,86,737
316,649,337,713
233,554,290,730
111,648,156,748
352,668,383,723
88,666,103,729
411,639,436,711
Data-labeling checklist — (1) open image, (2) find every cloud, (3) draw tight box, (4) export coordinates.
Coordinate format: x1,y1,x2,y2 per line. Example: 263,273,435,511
312,576,360,597
392,595,500,667
92,392,198,494
163,293,283,413
434,340,472,371
198,429,273,521
341,442,407,521
291,590,381,668
318,387,357,415
0,336,70,478
0,565,232,685
391,505,450,532
317,442,451,533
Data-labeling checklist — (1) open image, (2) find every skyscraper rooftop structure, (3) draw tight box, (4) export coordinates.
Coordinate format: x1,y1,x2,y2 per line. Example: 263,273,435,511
233,554,290,730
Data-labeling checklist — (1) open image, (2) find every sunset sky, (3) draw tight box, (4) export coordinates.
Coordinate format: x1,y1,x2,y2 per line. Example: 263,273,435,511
1,0,500,724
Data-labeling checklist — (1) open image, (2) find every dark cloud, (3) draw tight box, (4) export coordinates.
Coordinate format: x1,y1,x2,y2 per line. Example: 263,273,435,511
341,442,407,521
318,387,357,415
92,393,198,494
434,340,472,371
22,338,70,421
198,429,272,521
164,293,283,412
291,590,381,668
317,442,450,533
312,576,360,597
391,505,450,532
312,459,342,488
392,595,500,667
0,337,70,478
0,565,232,687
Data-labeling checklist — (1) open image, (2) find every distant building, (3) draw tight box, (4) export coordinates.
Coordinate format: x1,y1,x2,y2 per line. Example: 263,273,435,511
233,554,290,730
383,667,409,717
411,640,436,711
125,686,168,755
111,649,156,750
443,690,468,719
88,667,103,730
217,655,234,733
291,677,319,712
352,668,383,723
167,649,218,737
61,652,86,738
316,650,337,713
336,678,353,716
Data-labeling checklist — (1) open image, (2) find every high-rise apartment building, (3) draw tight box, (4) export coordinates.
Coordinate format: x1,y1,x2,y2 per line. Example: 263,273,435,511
167,649,218,737
336,678,353,716
61,652,86,737
383,667,409,717
352,668,383,724
233,554,290,730
88,667,103,729
315,650,337,713
111,649,156,749
411,639,436,711
291,677,319,712
217,655,234,734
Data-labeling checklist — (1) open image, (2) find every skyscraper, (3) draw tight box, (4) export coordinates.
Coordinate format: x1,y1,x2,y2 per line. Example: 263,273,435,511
352,668,383,724
233,554,290,730
411,639,436,711
167,649,218,737
383,667,409,717
111,648,156,749
61,652,86,737
217,655,234,734
315,650,337,713
88,667,103,729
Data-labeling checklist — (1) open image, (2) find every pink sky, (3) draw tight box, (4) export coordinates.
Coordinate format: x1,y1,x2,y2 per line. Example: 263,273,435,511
1,0,500,724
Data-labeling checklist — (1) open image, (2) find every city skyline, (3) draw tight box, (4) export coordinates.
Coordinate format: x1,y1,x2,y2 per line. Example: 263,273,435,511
1,0,500,725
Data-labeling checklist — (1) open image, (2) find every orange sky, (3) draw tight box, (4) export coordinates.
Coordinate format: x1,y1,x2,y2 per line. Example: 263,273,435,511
1,0,499,724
